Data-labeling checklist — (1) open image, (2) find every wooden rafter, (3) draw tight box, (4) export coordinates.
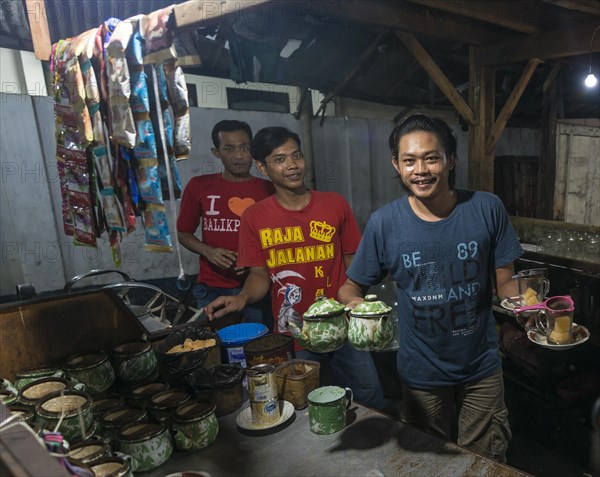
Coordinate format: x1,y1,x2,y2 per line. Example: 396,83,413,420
25,0,51,60
474,22,600,66
405,0,540,34
396,31,474,125
322,0,506,45
485,59,542,155
174,0,270,29
541,0,600,16
314,29,390,118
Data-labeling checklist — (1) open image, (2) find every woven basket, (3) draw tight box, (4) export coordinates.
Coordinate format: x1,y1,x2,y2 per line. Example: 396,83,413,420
274,360,320,409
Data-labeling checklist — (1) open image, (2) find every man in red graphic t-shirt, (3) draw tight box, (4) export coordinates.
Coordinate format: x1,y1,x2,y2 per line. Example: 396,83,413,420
205,127,388,411
177,120,275,328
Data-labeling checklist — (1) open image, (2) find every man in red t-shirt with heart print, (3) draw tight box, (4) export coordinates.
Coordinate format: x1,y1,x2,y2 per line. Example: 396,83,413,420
177,120,275,328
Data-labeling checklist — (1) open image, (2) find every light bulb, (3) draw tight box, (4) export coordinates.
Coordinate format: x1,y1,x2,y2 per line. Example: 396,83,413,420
585,73,598,88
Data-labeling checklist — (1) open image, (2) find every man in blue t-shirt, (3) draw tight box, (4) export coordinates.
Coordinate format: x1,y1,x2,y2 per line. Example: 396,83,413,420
339,114,523,462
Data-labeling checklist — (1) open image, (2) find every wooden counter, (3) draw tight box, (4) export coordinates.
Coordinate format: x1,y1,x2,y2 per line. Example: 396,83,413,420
146,401,531,477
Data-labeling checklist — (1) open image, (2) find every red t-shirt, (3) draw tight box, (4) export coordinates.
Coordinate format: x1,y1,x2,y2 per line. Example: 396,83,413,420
177,173,275,288
238,191,361,333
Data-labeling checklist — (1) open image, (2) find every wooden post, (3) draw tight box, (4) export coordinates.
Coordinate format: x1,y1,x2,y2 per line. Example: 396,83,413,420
25,0,52,61
537,63,561,219
468,48,495,191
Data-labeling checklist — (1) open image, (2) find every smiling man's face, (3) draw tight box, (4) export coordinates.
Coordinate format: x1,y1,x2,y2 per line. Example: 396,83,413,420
392,131,455,201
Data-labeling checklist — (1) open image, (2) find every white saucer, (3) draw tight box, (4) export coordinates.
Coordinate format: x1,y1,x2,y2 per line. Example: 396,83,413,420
236,400,294,430
527,324,590,350
500,296,519,312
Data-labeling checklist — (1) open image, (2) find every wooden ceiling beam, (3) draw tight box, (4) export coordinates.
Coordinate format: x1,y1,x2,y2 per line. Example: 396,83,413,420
396,31,474,124
318,0,506,45
541,0,600,16
24,0,51,60
474,22,600,66
405,0,540,34
174,0,270,29
485,58,542,155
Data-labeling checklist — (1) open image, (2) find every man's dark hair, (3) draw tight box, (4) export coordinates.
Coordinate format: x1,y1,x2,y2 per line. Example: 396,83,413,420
388,114,457,188
211,120,253,148
251,127,302,163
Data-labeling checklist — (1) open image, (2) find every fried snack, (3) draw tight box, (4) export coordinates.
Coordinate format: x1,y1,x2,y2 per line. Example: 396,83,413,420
166,338,216,354
549,329,571,344
521,287,539,305
554,315,571,332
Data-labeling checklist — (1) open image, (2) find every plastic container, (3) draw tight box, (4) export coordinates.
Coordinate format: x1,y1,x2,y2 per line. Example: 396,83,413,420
216,324,268,368
243,334,295,368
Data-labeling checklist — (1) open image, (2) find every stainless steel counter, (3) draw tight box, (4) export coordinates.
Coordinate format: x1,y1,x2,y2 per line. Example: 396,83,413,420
146,401,531,477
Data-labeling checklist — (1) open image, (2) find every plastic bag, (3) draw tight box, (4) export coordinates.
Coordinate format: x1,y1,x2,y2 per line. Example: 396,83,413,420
183,364,245,391
155,325,219,376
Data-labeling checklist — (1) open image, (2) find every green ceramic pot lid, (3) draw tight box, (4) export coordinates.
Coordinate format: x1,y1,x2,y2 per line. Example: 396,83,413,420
348,294,392,316
303,296,345,319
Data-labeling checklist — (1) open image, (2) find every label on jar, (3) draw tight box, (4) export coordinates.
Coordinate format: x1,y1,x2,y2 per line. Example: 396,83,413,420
250,397,280,425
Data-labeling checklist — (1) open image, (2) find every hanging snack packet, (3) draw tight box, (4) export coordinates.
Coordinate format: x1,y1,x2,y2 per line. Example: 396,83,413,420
142,204,173,252
56,156,75,236
101,192,127,233
134,119,163,205
96,18,120,103
163,60,191,160
128,25,151,118
112,146,137,233
106,19,136,148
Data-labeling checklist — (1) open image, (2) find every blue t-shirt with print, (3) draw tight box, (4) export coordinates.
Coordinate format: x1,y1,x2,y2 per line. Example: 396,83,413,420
347,190,523,388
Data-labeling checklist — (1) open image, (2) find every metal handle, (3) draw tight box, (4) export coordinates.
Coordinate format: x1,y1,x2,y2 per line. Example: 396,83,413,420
64,269,133,293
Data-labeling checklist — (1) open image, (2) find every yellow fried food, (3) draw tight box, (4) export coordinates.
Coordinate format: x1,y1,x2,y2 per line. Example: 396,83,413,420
554,315,571,332
549,329,571,344
521,287,539,305
524,287,538,298
525,295,539,305
166,344,186,354
166,338,216,354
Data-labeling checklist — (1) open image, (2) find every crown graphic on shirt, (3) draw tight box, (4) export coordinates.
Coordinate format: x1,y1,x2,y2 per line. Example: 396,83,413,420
309,220,336,243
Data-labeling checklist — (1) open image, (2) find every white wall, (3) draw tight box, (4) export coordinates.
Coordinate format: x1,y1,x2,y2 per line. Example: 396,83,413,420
0,48,47,96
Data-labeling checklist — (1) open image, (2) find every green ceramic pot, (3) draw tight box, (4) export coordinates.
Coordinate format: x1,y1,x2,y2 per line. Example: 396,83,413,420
98,406,148,446
14,366,65,391
0,389,17,406
91,393,126,419
291,297,348,353
68,438,112,466
7,405,35,427
35,390,94,443
116,420,173,472
308,385,353,435
1,378,18,395
17,377,73,408
147,388,191,423
110,341,157,383
347,294,394,351
171,400,219,451
129,381,170,407
89,455,133,477
64,352,115,395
